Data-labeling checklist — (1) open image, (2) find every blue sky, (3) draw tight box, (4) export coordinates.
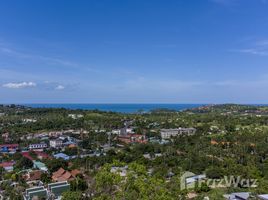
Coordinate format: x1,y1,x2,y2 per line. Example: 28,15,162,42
0,0,268,103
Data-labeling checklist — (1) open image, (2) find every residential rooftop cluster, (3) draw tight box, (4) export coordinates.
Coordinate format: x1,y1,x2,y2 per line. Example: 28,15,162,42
1,104,268,199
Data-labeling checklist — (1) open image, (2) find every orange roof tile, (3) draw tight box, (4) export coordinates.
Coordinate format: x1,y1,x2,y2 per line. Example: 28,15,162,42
52,168,81,182
71,169,80,177
27,170,43,181
210,140,218,145
57,171,72,182
68,144,76,148
52,168,65,179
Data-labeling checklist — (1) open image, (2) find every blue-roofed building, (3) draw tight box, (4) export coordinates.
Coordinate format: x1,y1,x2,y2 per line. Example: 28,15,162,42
23,186,48,200
186,174,206,185
48,181,70,198
53,153,70,160
63,141,76,146
33,161,48,172
0,144,19,153
24,182,70,200
259,194,268,200
223,192,250,200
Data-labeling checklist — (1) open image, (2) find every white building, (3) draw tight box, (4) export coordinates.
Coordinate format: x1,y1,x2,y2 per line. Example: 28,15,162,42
49,139,63,148
258,194,268,200
112,129,121,135
23,118,37,123
119,127,135,135
68,114,84,119
110,166,128,177
160,128,196,139
223,192,250,200
48,131,63,137
29,143,47,150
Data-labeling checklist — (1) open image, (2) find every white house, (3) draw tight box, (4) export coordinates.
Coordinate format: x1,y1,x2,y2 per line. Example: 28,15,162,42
23,118,37,123
110,166,128,177
49,139,63,148
160,128,196,139
223,192,250,200
68,114,84,119
112,129,121,135
259,194,268,200
29,143,47,150
0,161,15,172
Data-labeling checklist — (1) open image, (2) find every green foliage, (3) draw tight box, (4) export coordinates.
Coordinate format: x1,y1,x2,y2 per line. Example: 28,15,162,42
64,147,78,156
206,167,224,179
44,158,68,172
61,191,82,200
93,161,184,200
3,104,268,198
197,182,210,193
40,173,51,184
15,157,33,170
70,177,88,191
95,167,122,193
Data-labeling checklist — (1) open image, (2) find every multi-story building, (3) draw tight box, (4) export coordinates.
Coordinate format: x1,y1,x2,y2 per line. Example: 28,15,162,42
118,134,147,144
160,128,196,139
0,161,15,172
29,143,47,150
49,139,63,148
0,144,19,153
23,181,70,200
119,127,135,135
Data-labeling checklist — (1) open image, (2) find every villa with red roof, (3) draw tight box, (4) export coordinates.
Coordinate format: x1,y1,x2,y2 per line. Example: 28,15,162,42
0,144,19,153
52,168,81,182
0,161,16,172
21,151,50,161
118,134,148,144
22,170,43,182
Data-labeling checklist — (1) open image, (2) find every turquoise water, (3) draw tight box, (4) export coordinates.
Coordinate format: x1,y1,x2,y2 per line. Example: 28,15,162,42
24,104,204,113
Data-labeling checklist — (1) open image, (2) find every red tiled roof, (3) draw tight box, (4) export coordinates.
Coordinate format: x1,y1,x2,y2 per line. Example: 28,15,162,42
52,168,80,182
24,170,43,181
35,151,50,159
0,144,19,148
71,169,81,177
52,167,65,179
131,134,144,137
0,161,15,168
21,151,50,161
68,144,77,148
211,140,218,145
21,152,34,161
118,134,148,144
58,171,72,182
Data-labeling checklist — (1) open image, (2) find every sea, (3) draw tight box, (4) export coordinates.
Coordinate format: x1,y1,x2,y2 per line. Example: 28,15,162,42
24,104,205,113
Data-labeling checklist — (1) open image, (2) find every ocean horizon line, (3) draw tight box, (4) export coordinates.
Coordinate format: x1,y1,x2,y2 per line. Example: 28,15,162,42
2,103,264,114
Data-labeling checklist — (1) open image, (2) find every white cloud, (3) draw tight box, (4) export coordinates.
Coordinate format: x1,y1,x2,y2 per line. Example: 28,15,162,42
234,48,268,56
55,85,65,90
2,82,36,89
210,0,237,5
118,77,205,93
214,80,239,86
0,46,78,68
211,0,266,6
256,40,268,46
152,44,177,48
232,39,268,56
213,79,268,88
